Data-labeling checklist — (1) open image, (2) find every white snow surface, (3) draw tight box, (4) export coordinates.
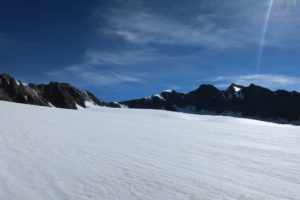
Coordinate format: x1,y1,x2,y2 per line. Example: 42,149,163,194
0,101,300,200
233,86,241,92
84,101,98,108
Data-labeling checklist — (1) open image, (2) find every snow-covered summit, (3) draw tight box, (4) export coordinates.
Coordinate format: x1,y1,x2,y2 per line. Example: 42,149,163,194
233,85,241,92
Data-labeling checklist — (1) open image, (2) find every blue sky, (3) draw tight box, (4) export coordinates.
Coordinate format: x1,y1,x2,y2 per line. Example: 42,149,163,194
1,0,300,101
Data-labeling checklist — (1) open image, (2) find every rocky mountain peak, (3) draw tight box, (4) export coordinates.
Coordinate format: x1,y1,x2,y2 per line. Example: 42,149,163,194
1,73,300,125
0,73,103,109
226,83,243,93
120,83,300,125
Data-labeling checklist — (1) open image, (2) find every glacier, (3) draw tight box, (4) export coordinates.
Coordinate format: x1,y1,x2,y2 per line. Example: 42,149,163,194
0,101,300,200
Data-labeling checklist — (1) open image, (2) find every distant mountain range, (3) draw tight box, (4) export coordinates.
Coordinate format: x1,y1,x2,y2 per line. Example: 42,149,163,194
1,73,300,125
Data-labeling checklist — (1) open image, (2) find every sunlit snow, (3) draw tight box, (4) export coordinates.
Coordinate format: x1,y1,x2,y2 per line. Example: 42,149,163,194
0,101,300,200
233,86,241,92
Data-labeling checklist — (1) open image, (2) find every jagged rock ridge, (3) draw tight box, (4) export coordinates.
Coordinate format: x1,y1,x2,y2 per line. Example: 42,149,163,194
0,73,105,109
120,84,300,124
1,73,300,124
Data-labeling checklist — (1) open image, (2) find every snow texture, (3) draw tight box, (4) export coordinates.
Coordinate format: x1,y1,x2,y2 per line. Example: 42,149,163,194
0,101,300,200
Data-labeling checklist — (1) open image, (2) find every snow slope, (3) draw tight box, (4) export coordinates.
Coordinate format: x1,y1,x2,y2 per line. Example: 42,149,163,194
0,101,300,200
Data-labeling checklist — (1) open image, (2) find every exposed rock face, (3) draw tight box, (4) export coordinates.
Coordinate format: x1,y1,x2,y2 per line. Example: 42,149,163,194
121,90,187,111
2,73,300,124
120,84,300,124
0,73,104,109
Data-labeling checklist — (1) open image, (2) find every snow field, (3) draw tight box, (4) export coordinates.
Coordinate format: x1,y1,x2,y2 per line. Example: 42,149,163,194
0,101,300,200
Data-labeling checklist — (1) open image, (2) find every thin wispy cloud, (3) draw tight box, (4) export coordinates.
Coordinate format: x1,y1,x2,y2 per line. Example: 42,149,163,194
97,0,300,50
100,6,245,49
50,0,300,91
76,71,141,86
85,49,160,66
2,0,300,101
209,74,300,91
244,0,300,48
46,49,149,87
47,68,141,87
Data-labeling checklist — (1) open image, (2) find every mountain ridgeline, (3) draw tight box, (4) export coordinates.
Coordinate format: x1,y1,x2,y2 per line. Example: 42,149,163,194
120,84,300,125
1,73,300,124
0,73,119,109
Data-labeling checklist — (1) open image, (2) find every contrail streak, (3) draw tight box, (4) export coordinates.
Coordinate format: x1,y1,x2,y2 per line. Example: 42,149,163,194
256,0,274,73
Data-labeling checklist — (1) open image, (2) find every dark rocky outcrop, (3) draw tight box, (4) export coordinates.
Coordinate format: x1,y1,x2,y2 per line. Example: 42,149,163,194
2,73,300,125
121,90,187,111
0,73,104,109
120,83,300,124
